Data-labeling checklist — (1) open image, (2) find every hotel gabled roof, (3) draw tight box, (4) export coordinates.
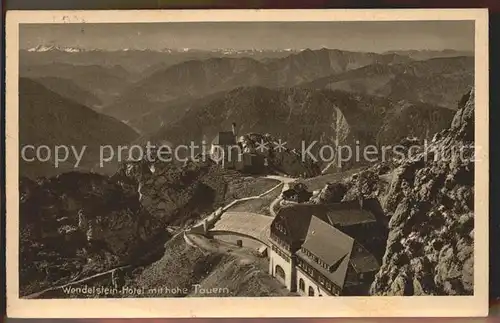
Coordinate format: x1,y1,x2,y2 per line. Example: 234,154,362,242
272,200,378,245
297,216,354,289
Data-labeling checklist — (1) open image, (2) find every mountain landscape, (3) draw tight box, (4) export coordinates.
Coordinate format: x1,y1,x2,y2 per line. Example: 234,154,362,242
20,46,300,74
301,56,474,109
103,49,414,130
18,43,476,299
20,63,133,106
383,49,474,61
147,86,455,172
19,77,139,178
29,76,103,109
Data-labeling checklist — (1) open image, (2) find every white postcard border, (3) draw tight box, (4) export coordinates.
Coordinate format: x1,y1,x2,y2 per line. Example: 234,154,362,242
6,9,489,318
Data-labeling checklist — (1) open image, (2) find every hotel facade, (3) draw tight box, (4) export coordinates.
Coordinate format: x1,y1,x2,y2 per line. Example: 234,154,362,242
268,199,387,296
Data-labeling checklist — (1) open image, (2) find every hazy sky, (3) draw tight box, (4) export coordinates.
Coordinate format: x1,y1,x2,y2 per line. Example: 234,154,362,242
20,21,475,52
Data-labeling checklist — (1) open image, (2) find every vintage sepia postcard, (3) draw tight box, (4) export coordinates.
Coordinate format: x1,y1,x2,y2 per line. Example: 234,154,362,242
6,9,489,318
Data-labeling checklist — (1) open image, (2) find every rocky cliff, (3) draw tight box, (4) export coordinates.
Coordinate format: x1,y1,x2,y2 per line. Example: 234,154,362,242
19,160,223,296
369,89,475,295
19,172,159,295
310,88,475,295
111,158,230,227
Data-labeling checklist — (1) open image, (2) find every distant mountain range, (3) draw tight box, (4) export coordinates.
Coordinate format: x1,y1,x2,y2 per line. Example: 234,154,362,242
24,45,301,54
100,50,471,134
19,47,301,74
103,48,413,130
23,45,472,58
20,46,473,75
26,45,87,53
383,49,474,61
20,63,132,106
19,78,139,178
19,47,471,177
29,76,103,109
301,56,474,109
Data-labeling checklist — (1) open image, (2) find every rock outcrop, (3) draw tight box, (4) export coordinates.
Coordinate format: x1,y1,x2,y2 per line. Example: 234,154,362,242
310,182,348,204
369,89,475,295
311,89,475,295
112,158,229,227
19,172,158,295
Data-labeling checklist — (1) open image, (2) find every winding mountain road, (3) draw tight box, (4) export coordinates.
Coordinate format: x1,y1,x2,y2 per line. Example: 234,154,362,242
184,174,297,249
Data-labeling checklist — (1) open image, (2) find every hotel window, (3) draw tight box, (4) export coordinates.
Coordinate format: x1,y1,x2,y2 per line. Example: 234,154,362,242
326,282,332,290
319,276,325,286
299,278,305,292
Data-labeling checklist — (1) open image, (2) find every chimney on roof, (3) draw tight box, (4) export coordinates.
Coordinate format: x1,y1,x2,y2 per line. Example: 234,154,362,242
359,195,364,209
232,122,237,137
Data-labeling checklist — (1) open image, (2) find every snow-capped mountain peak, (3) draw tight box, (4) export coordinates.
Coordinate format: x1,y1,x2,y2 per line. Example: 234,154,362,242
26,45,86,53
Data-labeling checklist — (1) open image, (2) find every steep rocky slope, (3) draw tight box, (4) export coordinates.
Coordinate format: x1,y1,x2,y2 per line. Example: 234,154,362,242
111,159,229,227
312,89,475,295
19,172,160,296
369,89,475,295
